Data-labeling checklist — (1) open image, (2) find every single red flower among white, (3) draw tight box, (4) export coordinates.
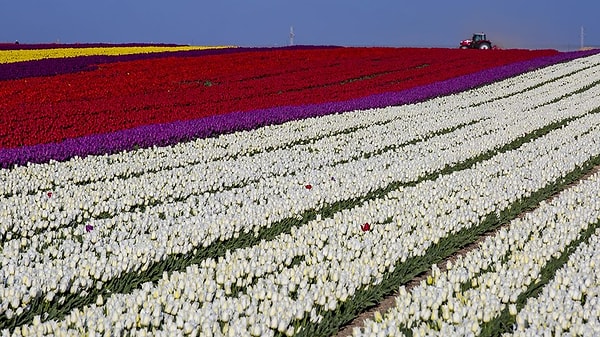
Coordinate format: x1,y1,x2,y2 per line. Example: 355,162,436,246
47,192,53,198
361,222,371,232
305,184,312,190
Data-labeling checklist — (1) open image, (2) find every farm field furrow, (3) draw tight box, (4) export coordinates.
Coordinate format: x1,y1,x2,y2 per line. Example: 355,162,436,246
1,50,600,336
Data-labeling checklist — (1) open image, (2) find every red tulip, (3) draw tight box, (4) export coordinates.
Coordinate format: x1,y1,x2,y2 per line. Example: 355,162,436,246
361,222,371,232
47,192,52,198
305,184,312,190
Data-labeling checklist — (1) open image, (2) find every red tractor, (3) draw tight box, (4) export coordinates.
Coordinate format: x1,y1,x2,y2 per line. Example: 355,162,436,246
459,32,493,49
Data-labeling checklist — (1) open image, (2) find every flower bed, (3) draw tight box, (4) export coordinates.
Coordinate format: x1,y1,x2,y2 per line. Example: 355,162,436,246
3,49,598,168
510,228,600,336
0,46,338,82
0,47,566,154
354,169,600,336
1,51,600,336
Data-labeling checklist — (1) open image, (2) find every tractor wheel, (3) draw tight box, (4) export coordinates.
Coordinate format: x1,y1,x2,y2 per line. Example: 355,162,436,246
479,43,491,50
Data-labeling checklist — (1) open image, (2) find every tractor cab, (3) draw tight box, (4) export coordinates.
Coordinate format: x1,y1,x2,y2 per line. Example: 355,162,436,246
472,33,486,43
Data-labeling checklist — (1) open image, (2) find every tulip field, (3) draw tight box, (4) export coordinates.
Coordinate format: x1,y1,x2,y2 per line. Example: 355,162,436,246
1,44,600,336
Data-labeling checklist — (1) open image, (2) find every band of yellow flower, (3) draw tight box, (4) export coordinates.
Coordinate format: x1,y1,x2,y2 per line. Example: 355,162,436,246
0,45,234,64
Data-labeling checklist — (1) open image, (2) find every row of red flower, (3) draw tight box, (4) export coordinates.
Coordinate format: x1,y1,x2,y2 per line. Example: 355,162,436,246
1,47,558,149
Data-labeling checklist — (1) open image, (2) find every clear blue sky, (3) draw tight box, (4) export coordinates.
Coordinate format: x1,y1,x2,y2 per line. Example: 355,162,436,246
2,0,598,50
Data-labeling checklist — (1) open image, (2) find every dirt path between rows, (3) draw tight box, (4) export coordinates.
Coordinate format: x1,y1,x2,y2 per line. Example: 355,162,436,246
334,164,600,337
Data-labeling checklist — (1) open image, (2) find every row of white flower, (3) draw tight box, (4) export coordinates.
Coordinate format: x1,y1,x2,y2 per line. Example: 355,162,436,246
353,171,600,336
2,58,598,247
507,228,600,336
1,54,595,200
2,83,598,310
4,89,600,336
1,57,600,322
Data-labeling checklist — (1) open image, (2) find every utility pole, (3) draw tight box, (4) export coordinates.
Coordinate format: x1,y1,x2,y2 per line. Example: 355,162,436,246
290,26,295,46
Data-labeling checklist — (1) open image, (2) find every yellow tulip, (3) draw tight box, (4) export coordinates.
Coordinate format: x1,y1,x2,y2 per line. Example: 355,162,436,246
0,45,233,64
373,310,383,323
